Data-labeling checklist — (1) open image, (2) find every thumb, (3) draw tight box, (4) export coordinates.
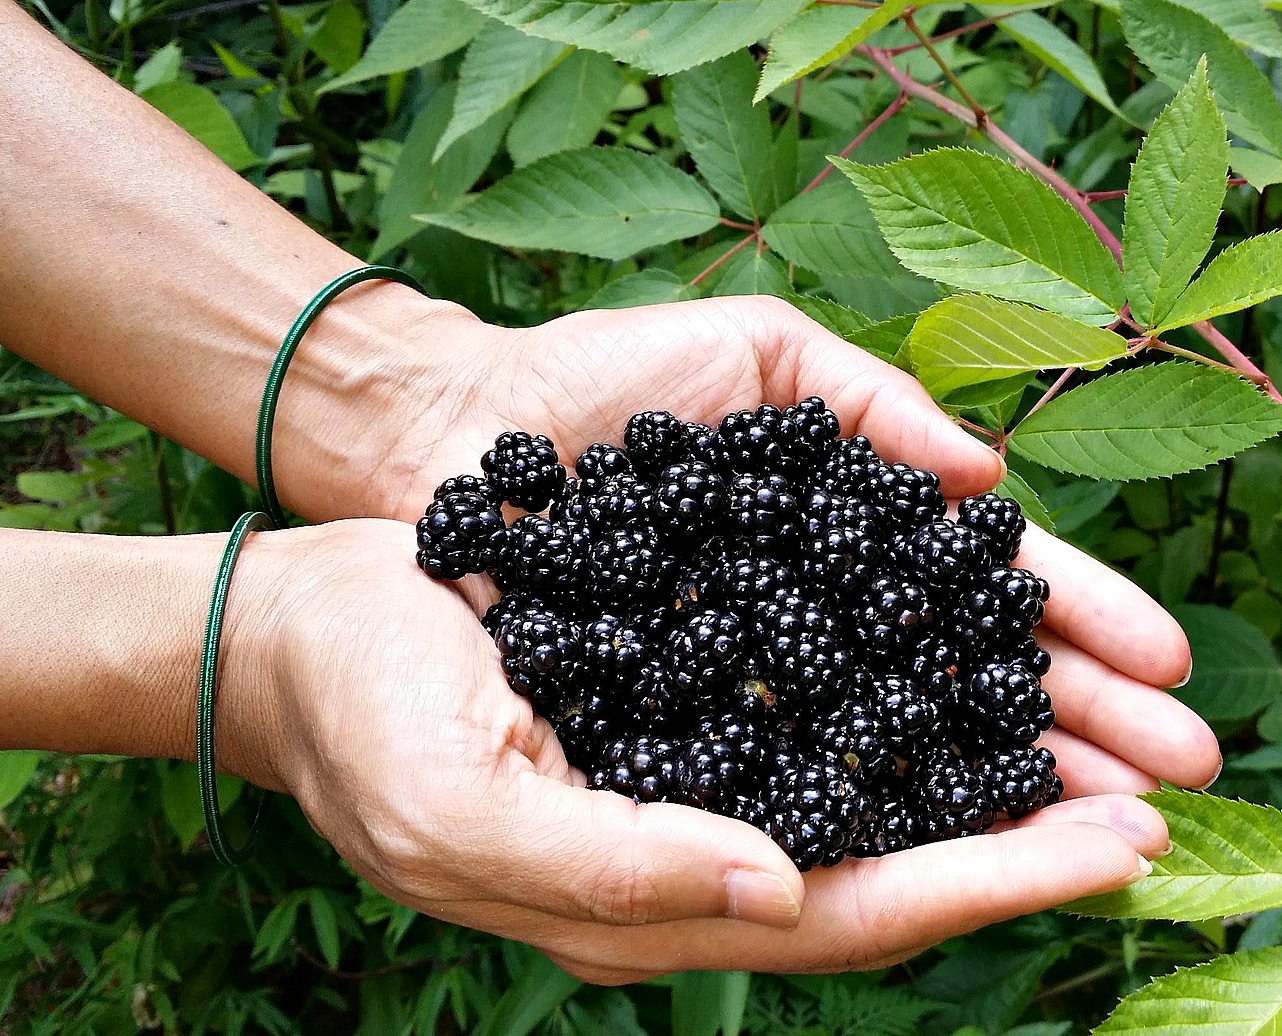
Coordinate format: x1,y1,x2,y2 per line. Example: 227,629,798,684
482,772,805,930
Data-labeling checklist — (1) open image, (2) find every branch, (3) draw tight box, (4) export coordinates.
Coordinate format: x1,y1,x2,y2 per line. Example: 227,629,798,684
690,233,757,286
802,91,909,193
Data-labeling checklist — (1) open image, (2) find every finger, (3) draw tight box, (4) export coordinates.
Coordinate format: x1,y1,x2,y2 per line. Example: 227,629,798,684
1016,523,1191,687
748,298,1005,495
543,953,664,987
479,772,805,930
1039,630,1221,788
995,793,1170,858
1040,727,1160,799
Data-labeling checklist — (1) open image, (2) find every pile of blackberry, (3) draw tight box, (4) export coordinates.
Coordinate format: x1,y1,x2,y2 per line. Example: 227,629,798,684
416,400,1061,870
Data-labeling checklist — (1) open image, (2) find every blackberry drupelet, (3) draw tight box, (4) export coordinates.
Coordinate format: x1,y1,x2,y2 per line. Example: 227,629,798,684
981,746,1063,817
481,431,565,511
959,493,1026,564
416,489,505,579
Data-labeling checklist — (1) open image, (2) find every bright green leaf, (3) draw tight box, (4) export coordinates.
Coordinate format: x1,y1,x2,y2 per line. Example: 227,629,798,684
584,270,700,309
475,951,582,1036
996,470,1055,533
1123,60,1228,330
1172,604,1282,721
836,150,1125,325
713,249,791,297
1122,0,1282,156
309,0,365,74
420,148,720,260
319,0,484,92
672,972,751,1036
307,891,342,971
1163,0,1282,58
141,82,260,171
673,51,777,220
755,7,877,102
507,50,622,167
907,295,1127,398
782,293,872,338
17,471,80,504
996,13,1128,121
435,24,568,160
760,179,887,275
0,752,40,811
132,41,183,93
1230,147,1282,192
1073,790,1282,921
456,0,807,76
1009,363,1282,481
1158,231,1282,331
158,762,242,850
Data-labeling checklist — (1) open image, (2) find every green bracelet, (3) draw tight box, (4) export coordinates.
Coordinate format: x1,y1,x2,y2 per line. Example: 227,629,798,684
199,264,431,865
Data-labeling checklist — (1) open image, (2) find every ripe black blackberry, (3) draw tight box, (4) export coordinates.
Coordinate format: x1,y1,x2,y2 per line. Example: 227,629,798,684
942,587,1005,662
782,396,841,462
902,520,990,587
800,520,882,596
575,442,631,486
549,478,591,525
916,750,997,839
493,514,588,590
495,609,581,707
416,489,505,579
766,755,875,870
801,487,882,537
728,473,801,551
853,576,936,653
582,614,648,676
668,609,748,695
719,555,795,612
955,662,1055,747
586,474,655,530
766,600,850,707
959,493,1026,564
698,711,770,776
853,778,924,856
481,431,565,511
903,636,960,696
590,526,671,598
590,736,676,803
432,474,495,503
718,404,799,475
821,435,883,501
981,746,1063,818
673,738,740,807
1004,634,1053,677
873,463,947,527
813,699,895,781
873,676,940,751
625,410,692,477
653,461,727,540
987,567,1051,628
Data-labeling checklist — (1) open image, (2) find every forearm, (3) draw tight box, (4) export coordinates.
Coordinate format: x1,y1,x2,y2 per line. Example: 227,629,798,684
0,528,285,789
0,4,483,522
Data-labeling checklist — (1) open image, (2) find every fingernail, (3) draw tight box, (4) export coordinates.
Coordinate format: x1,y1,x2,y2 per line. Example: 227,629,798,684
1127,855,1154,884
1174,660,1194,688
1155,841,1174,859
1196,757,1223,792
726,869,802,929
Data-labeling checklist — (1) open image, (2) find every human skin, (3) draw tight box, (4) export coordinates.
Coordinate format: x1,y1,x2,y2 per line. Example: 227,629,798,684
0,2,1218,983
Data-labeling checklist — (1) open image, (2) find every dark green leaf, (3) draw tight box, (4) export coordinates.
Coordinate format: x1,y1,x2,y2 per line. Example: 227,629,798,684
1171,603,1282,721
507,50,622,167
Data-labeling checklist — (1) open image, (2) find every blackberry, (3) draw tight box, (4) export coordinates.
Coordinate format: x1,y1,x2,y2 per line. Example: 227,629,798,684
673,739,740,807
717,405,799,476
821,436,883,500
916,750,997,839
493,515,588,590
766,755,874,870
902,520,990,587
955,662,1055,746
549,478,591,525
672,562,723,613
481,431,565,511
668,609,747,695
874,676,940,751
725,794,771,831
575,443,631,486
1004,635,1052,677
959,493,1026,564
801,488,882,537
555,689,618,767
728,473,801,551
699,712,770,775
617,660,679,731
873,463,947,528
720,555,796,612
903,636,960,696
653,461,727,540
482,591,551,637
853,576,936,653
416,490,505,579
813,699,895,781
590,736,676,803
625,411,692,476
800,521,882,595
854,778,924,856
782,396,841,462
432,474,494,503
942,588,1005,662
766,600,850,707
591,526,670,597
495,609,581,706
987,567,1051,629
582,614,648,676
981,746,1062,818
587,474,655,531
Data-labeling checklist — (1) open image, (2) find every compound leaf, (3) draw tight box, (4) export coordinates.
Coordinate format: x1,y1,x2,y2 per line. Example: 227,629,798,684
760,179,886,275
836,150,1125,325
419,148,720,260
1009,363,1282,481
320,0,484,92
1123,60,1229,330
1158,231,1282,331
907,295,1127,398
507,50,622,167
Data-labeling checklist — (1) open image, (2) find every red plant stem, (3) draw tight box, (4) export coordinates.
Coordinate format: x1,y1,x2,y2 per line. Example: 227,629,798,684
802,91,909,193
1003,368,1075,445
883,13,1017,57
719,217,757,231
1194,320,1282,400
957,416,998,440
690,232,756,286
1084,177,1247,204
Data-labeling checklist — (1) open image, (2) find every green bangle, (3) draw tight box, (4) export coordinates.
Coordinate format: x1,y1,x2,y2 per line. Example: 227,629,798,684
198,510,273,866
255,264,431,528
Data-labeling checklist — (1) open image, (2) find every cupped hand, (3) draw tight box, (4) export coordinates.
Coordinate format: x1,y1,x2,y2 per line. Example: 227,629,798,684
234,519,1171,984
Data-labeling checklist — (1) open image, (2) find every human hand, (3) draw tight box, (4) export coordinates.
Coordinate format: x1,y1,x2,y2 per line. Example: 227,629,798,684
227,519,1174,983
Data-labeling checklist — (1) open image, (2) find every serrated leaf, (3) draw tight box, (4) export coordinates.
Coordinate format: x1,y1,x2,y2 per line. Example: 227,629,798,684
760,179,887,275
996,470,1055,533
1157,231,1282,331
0,752,40,811
1095,945,1282,1034
1123,61,1228,330
1171,603,1282,721
1163,0,1282,58
507,50,621,167
852,313,916,364
755,7,878,102
584,270,700,309
320,0,485,92
782,293,872,338
1123,0,1282,156
996,13,1128,121
435,24,567,160
418,147,719,260
673,51,776,220
17,471,81,504
475,951,581,1036
1071,790,1282,922
456,0,807,76
141,83,260,171
714,249,791,297
1230,147,1282,192
907,295,1127,398
836,150,1125,325
1009,363,1282,481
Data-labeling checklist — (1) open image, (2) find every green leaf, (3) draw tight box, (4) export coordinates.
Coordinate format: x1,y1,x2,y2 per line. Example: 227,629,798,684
17,470,80,504
673,51,777,220
1122,0,1282,156
1171,603,1282,721
760,180,886,275
1230,147,1282,192
755,7,878,102
584,270,700,309
1158,231,1282,331
507,50,622,167
132,41,183,93
713,249,791,297
996,470,1055,534
419,148,720,260
307,891,342,971
435,24,568,160
0,752,40,811
320,0,484,92
456,0,807,76
1123,60,1228,330
1096,945,1282,1034
907,295,1127,398
309,0,365,74
79,416,150,451
835,150,1125,325
141,83,260,171
158,762,243,850
373,83,512,259
782,293,872,338
475,951,582,1036
995,13,1128,121
671,972,751,1036
1163,0,1282,58
1009,363,1282,481
252,893,305,962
